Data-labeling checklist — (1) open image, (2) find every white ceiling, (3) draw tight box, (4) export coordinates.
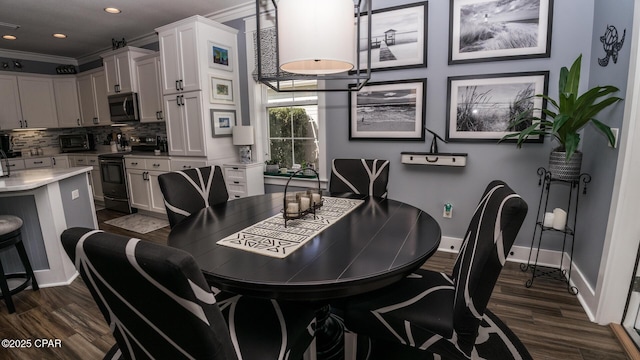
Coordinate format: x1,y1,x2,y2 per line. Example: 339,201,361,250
0,0,253,63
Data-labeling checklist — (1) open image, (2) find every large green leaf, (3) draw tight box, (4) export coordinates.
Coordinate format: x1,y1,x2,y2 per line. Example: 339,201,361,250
592,118,616,147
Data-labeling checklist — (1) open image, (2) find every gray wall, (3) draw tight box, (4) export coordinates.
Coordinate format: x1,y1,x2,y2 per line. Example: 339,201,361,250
320,0,629,290
575,1,634,286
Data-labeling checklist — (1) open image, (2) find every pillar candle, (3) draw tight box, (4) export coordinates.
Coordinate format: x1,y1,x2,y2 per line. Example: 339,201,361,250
543,212,555,227
552,208,567,231
299,196,310,211
286,202,299,215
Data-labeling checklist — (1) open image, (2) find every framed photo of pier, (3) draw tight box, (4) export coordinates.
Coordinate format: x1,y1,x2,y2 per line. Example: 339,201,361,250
445,71,548,142
449,0,553,64
349,79,426,140
357,2,428,71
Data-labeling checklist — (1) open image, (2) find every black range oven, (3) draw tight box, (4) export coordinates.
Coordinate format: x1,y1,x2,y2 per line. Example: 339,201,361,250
99,153,135,214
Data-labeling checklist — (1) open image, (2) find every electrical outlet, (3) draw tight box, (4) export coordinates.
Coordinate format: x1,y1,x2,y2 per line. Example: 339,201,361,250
71,189,79,200
443,203,452,218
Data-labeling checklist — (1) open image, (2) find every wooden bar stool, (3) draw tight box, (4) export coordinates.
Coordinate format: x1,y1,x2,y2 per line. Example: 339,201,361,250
0,215,39,314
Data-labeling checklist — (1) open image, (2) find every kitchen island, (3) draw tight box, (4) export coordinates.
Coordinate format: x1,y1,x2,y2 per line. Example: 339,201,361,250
0,167,98,287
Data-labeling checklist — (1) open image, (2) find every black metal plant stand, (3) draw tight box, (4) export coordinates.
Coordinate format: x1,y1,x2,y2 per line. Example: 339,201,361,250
282,167,323,227
520,167,591,295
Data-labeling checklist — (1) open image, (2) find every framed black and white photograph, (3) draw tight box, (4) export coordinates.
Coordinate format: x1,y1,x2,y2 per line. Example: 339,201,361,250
449,0,553,64
349,79,426,140
446,71,548,142
208,41,233,71
358,2,428,71
210,76,233,103
211,109,236,137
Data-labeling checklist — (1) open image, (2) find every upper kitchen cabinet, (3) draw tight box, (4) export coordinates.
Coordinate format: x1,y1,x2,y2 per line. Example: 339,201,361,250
0,75,22,130
0,74,58,129
101,46,155,95
77,68,110,126
135,53,164,123
157,21,199,95
54,76,82,128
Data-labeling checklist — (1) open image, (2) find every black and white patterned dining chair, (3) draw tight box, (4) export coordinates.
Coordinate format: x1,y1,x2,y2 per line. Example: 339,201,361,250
61,227,317,360
157,166,229,228
329,159,390,198
340,180,528,359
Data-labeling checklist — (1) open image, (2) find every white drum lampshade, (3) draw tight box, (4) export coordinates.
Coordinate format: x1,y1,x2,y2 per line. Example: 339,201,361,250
278,0,355,75
233,126,255,163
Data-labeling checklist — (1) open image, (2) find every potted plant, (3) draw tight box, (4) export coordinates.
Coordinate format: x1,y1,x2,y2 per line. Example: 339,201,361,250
265,159,280,174
502,54,623,181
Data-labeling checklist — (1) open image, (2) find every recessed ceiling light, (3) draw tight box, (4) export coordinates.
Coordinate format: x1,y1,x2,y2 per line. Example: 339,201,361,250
53,33,67,39
2,35,17,40
104,7,121,14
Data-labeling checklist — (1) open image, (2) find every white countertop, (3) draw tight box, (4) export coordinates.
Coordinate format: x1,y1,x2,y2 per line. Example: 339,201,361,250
0,166,93,192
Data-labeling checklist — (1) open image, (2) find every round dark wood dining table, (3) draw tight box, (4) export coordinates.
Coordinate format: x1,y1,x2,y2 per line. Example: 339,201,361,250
168,193,442,302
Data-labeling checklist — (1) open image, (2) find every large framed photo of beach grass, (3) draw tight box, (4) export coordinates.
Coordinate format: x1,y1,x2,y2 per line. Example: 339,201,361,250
446,71,548,142
349,79,426,141
449,0,553,64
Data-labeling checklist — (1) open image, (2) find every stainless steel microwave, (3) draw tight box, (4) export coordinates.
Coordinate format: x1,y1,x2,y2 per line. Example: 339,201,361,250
108,92,140,122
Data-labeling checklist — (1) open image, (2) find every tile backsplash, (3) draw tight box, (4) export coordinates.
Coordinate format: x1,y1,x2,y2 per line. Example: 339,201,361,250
2,123,166,154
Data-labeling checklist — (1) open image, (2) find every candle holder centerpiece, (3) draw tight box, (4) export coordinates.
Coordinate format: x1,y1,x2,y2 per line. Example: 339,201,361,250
282,167,323,227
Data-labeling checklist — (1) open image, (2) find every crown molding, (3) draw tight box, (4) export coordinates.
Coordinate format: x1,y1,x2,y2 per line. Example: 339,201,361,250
0,48,78,65
2,1,256,66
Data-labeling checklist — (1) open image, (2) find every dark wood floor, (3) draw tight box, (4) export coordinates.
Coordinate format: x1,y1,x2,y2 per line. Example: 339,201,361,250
0,209,630,359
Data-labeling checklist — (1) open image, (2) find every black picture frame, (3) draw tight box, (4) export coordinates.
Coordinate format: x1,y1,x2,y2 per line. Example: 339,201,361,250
446,71,549,142
357,2,428,72
448,0,553,64
349,79,426,141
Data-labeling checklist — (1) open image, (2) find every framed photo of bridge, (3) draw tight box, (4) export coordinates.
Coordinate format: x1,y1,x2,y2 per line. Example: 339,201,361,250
349,79,426,140
357,2,428,71
449,0,553,64
445,71,548,142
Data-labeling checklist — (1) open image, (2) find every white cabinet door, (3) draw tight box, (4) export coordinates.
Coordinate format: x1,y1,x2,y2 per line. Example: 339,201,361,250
103,54,119,95
17,76,58,128
182,92,205,157
127,169,151,211
77,73,96,125
54,77,82,127
158,23,199,95
0,75,22,130
148,171,167,213
163,92,205,157
24,157,52,169
93,71,110,125
136,55,164,123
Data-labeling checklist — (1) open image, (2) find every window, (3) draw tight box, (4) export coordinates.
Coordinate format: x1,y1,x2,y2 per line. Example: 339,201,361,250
266,81,319,170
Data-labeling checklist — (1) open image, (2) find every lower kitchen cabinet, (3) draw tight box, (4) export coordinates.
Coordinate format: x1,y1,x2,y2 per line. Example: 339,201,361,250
68,155,103,202
51,156,70,169
125,156,169,214
223,162,265,199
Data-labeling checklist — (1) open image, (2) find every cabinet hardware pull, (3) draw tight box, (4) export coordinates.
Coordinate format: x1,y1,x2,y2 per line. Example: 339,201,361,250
179,79,184,90
158,111,163,120
131,162,138,165
24,120,28,127
19,120,22,128
34,161,43,164
181,95,185,106
183,165,191,169
153,163,159,167
175,80,180,91
77,119,80,126
233,181,240,184
53,158,56,166
176,95,181,106
8,164,14,167
425,156,439,163
232,167,239,170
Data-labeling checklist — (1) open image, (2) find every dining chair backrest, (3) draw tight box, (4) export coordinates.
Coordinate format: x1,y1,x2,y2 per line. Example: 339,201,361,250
329,159,390,198
60,227,239,360
158,166,229,228
450,180,528,352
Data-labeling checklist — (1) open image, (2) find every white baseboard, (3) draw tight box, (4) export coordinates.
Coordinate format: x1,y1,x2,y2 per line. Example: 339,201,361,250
439,236,597,322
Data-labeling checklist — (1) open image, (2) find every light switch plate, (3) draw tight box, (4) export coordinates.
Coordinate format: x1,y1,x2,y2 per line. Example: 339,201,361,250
72,189,79,200
610,128,619,148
